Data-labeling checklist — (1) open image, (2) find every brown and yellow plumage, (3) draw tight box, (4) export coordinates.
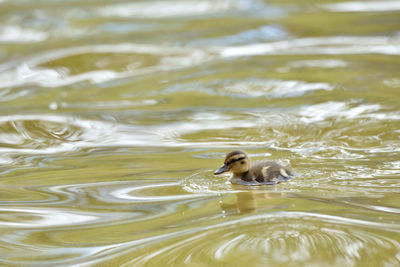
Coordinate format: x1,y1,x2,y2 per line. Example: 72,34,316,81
214,150,293,185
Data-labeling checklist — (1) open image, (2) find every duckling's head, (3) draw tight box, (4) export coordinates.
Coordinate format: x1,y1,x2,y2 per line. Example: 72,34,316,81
214,150,250,176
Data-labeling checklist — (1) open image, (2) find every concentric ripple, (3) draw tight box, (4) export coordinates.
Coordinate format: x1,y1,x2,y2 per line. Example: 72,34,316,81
123,212,400,266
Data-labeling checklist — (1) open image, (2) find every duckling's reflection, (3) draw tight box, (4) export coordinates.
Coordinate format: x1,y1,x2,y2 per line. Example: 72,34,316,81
219,189,286,214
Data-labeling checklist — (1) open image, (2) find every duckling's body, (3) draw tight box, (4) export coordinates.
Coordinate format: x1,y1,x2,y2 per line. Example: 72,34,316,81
214,150,293,185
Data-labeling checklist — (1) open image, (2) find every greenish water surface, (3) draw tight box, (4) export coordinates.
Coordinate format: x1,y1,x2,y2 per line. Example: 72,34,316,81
0,0,399,266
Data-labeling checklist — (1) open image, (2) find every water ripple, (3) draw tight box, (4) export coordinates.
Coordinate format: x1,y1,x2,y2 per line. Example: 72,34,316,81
97,0,262,18
0,25,48,43
0,43,212,88
108,182,210,202
322,1,400,13
162,78,334,98
0,115,154,154
0,112,267,156
1,98,398,157
39,180,211,205
0,0,399,266
219,36,400,57
124,212,400,266
0,207,102,228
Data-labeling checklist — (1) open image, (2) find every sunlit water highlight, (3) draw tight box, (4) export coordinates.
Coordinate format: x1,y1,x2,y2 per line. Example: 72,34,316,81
0,0,399,266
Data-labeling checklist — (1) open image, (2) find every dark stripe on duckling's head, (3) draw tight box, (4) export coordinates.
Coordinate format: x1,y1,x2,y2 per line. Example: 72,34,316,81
224,150,248,164
226,156,246,166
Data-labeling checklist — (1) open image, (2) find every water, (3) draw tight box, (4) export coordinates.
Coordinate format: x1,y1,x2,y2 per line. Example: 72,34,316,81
0,0,399,266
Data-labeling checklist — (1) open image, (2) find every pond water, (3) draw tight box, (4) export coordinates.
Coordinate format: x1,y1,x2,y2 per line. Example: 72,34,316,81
1,0,400,266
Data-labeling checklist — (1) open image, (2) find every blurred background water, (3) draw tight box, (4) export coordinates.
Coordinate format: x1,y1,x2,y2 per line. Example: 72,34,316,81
0,0,400,266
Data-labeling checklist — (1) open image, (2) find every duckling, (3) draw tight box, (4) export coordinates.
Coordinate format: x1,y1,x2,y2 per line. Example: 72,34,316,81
214,150,293,185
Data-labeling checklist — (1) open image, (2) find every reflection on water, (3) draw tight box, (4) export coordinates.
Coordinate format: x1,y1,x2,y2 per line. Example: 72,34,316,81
0,44,211,88
0,25,49,43
219,36,400,57
0,0,400,266
97,0,260,18
322,1,400,12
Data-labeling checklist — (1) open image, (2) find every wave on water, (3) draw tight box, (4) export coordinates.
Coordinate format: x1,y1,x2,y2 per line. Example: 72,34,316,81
0,98,398,158
112,212,400,267
97,0,264,18
0,44,212,89
218,36,400,57
322,1,400,12
0,25,49,43
0,1,399,266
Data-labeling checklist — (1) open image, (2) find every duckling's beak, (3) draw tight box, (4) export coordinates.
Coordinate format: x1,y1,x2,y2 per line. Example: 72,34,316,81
214,164,229,175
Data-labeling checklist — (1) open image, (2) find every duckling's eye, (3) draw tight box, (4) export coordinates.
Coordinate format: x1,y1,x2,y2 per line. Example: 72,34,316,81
240,161,245,165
